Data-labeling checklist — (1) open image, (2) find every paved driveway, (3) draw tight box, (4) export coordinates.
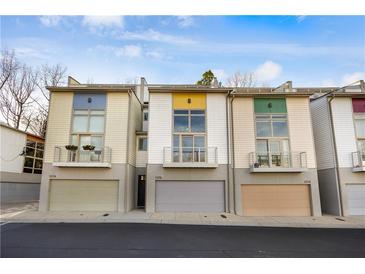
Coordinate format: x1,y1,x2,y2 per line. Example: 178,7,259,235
1,223,365,257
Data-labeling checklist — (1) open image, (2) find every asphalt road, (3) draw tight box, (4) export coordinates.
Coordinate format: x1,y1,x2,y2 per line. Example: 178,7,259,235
1,223,365,257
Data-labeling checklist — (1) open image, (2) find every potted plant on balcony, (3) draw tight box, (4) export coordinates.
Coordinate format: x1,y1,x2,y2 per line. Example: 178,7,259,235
82,144,95,151
65,145,78,151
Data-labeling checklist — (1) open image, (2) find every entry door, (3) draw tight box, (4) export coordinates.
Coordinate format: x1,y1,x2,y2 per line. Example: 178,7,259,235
137,175,146,208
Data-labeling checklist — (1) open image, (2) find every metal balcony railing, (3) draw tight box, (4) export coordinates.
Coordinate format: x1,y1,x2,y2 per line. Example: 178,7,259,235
249,151,307,170
54,146,112,164
163,147,218,166
352,150,365,169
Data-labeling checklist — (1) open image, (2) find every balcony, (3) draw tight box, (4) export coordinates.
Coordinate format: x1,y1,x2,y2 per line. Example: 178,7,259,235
249,151,307,173
352,151,365,172
53,146,112,168
163,147,218,168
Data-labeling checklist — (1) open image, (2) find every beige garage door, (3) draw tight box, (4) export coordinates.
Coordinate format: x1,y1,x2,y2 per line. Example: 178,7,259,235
241,184,311,216
49,180,118,211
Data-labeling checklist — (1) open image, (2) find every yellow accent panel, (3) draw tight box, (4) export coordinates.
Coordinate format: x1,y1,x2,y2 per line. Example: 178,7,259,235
173,93,206,109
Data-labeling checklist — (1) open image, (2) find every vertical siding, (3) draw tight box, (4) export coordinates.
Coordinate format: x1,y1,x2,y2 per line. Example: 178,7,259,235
104,92,129,163
207,94,227,164
233,98,256,168
331,97,357,168
148,93,172,164
44,92,73,163
127,94,142,166
310,97,336,170
0,126,26,173
286,97,316,169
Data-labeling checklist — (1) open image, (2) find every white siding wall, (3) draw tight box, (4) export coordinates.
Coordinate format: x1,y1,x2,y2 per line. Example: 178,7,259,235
331,97,357,168
0,126,26,173
207,94,228,164
233,98,256,168
148,93,172,164
286,97,317,169
310,97,336,170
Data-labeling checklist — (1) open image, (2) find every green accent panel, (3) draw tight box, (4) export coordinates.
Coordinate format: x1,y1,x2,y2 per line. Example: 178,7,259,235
254,98,287,113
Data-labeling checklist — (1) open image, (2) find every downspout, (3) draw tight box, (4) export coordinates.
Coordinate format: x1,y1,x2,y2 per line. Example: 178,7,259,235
225,89,233,213
328,95,344,216
227,90,237,214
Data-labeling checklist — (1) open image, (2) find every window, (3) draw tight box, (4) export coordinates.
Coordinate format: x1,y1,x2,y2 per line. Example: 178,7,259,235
143,111,148,121
255,114,290,167
138,137,147,151
354,114,365,160
23,139,44,174
173,109,206,162
173,109,205,133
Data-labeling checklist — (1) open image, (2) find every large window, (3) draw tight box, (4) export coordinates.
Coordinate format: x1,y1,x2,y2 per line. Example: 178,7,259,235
354,113,365,160
71,94,106,162
138,137,147,151
255,113,290,167
173,109,206,162
23,139,44,174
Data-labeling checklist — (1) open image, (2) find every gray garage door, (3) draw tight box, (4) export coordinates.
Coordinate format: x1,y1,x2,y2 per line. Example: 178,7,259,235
156,180,225,212
347,184,365,215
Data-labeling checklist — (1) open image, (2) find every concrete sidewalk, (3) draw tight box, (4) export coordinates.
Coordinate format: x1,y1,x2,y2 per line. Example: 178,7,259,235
1,209,365,228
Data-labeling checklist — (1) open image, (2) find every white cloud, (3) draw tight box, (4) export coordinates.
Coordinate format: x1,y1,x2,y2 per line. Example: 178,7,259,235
146,51,163,59
296,16,307,23
119,29,196,45
341,72,365,85
115,45,141,58
39,16,62,27
177,16,194,28
254,61,282,82
82,16,124,33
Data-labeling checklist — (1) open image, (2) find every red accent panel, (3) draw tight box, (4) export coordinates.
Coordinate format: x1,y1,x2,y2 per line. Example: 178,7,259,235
353,99,365,113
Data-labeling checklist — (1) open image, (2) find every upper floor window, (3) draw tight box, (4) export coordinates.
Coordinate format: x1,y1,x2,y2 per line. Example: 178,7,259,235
143,111,148,121
138,137,148,151
354,114,365,156
72,110,105,133
173,109,205,133
23,139,44,174
255,114,288,137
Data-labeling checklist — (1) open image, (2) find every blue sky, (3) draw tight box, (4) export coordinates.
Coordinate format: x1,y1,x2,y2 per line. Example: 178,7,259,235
1,15,364,86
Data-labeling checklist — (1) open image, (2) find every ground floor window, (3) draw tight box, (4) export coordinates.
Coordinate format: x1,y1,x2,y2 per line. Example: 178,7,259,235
23,139,44,174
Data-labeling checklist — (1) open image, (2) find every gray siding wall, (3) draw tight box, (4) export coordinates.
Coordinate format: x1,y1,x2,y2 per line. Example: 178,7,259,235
317,168,341,215
1,182,40,203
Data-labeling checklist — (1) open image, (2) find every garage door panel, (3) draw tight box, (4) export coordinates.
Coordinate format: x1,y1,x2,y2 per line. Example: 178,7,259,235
347,185,365,216
49,180,118,211
156,181,224,212
242,184,311,217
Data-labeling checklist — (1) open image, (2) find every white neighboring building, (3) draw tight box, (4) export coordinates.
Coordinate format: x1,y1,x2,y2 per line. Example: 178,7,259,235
0,123,44,203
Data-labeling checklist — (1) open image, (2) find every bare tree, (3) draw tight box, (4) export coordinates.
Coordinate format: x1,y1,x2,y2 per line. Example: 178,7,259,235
37,64,67,102
0,49,20,90
22,106,48,137
0,64,38,129
226,71,256,88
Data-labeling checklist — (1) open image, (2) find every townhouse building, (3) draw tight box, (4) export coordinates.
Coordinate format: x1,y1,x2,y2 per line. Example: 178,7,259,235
1,123,44,203
230,85,322,216
38,77,143,212
310,82,365,216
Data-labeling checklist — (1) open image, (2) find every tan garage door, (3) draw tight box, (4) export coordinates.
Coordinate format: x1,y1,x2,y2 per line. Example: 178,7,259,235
49,180,118,211
241,184,311,216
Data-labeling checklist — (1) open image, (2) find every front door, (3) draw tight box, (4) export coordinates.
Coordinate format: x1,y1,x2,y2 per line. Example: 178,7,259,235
137,175,146,208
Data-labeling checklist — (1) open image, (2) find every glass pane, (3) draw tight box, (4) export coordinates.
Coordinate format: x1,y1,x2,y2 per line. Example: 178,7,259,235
79,135,91,162
35,149,44,158
281,140,290,153
256,115,270,120
26,140,36,148
90,110,105,115
89,116,104,133
256,121,271,137
74,110,88,115
174,110,189,115
273,121,288,137
24,157,34,168
34,169,42,174
191,110,205,115
23,168,33,173
194,136,205,148
91,136,102,149
174,116,189,132
26,147,35,157
143,112,148,121
138,138,147,151
256,140,268,153
36,143,44,150
34,159,43,169
269,141,280,153
173,135,180,147
272,114,287,119
71,135,78,146
355,119,365,138
182,147,193,162
191,116,205,132
72,116,88,132
182,136,193,148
